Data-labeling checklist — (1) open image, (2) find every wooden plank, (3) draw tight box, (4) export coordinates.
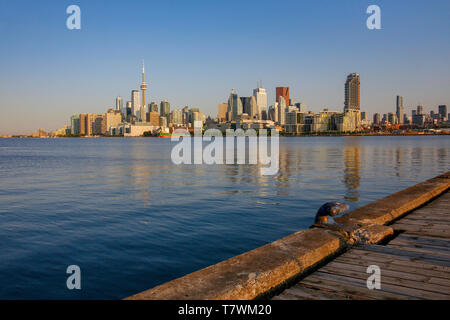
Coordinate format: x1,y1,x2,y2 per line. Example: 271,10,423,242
310,272,449,300
302,271,438,299
394,234,450,248
336,255,450,280
388,241,450,257
320,261,450,289
392,226,449,239
277,285,353,300
393,222,449,232
358,245,450,266
399,216,450,224
298,273,415,300
393,219,450,228
343,249,450,273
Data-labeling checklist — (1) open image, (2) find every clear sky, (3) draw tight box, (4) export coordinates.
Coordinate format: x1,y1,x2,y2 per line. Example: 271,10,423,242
0,0,449,135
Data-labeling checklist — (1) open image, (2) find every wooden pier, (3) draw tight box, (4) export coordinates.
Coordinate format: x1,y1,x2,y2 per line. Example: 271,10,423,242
273,191,450,300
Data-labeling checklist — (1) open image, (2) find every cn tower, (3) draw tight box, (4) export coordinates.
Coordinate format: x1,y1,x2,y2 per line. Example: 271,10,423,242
140,59,147,108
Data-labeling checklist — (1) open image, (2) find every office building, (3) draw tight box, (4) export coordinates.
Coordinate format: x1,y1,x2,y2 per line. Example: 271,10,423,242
344,73,360,111
276,87,289,108
131,90,140,116
253,82,267,119
71,115,80,135
217,103,227,122
439,105,447,119
148,102,158,113
227,89,243,120
115,96,123,112
160,100,170,118
373,113,381,125
396,95,404,124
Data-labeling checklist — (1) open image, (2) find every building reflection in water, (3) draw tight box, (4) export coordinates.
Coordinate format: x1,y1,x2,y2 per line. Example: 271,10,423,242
342,138,361,202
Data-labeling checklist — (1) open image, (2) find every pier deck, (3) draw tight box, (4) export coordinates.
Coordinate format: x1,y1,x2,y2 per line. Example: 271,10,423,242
273,191,450,300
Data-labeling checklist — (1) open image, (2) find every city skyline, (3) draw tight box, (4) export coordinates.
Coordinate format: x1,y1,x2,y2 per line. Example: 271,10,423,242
1,0,450,134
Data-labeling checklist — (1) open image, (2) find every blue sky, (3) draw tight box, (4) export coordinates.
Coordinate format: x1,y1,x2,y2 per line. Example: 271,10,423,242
0,0,449,134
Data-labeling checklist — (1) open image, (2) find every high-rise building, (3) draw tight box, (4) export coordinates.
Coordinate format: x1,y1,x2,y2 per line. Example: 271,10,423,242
148,102,158,113
146,111,160,126
240,96,257,118
227,89,243,120
160,116,167,127
105,109,122,133
417,105,423,115
276,87,289,108
217,103,227,122
278,96,286,125
373,113,381,125
160,100,170,118
71,115,80,135
79,114,106,136
396,95,404,124
344,73,360,111
361,112,367,121
439,105,447,119
171,109,183,125
131,90,140,116
253,82,267,119
126,101,132,118
115,96,123,112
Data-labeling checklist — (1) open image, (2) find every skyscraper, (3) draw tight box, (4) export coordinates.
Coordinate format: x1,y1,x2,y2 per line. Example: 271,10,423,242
131,90,140,116
276,87,290,108
344,73,360,111
417,105,423,115
439,105,447,119
160,100,170,118
148,102,158,113
278,96,286,125
396,95,404,124
373,113,381,125
253,81,267,119
115,96,123,112
227,89,243,120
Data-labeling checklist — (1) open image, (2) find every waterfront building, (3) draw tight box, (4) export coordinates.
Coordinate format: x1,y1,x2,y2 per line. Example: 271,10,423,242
335,109,361,132
105,109,122,134
253,82,267,119
70,115,80,135
396,95,404,124
439,105,448,119
160,100,170,118
115,96,123,112
146,111,160,126
373,113,381,125
217,103,227,122
131,90,140,116
276,87,290,109
160,116,168,127
344,73,360,111
80,113,106,136
171,109,183,125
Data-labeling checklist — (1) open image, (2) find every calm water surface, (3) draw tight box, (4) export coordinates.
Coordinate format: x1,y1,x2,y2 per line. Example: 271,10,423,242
0,136,449,299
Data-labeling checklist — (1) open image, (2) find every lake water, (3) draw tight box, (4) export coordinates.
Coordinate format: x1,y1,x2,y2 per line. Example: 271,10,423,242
0,136,449,299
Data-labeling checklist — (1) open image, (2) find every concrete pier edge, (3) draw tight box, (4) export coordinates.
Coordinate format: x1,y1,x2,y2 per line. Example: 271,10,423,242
125,171,450,300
